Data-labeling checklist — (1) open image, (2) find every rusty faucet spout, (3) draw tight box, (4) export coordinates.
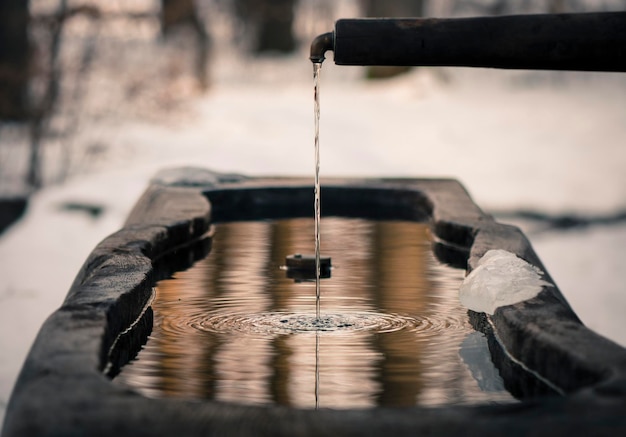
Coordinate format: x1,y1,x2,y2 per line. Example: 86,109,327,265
310,31,334,64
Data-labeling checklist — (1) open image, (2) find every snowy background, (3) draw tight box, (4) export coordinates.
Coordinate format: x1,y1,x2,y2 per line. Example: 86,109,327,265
1,0,626,426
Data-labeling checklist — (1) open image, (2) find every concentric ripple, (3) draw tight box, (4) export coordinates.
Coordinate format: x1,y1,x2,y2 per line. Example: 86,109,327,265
158,308,469,337
190,311,418,335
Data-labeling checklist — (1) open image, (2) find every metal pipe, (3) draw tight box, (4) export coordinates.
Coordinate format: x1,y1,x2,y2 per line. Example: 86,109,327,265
313,12,626,72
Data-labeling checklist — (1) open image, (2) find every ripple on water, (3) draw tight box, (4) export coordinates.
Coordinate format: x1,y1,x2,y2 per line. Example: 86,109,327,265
159,310,468,337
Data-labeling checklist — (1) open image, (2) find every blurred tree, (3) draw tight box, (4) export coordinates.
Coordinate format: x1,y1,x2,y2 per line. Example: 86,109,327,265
161,0,210,89
234,0,297,54
28,0,68,189
162,0,198,34
0,0,30,120
360,0,426,79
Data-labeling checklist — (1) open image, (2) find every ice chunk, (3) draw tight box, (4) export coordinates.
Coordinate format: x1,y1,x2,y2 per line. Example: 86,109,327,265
459,249,553,315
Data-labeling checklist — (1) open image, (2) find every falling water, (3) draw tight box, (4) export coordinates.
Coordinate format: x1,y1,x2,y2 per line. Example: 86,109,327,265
313,63,323,407
313,62,322,320
315,331,320,409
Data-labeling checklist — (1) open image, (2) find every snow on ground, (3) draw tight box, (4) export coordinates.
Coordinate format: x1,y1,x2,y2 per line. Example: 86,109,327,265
1,54,625,425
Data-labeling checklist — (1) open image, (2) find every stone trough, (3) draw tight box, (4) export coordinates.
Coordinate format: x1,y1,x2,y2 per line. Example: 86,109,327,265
3,167,626,436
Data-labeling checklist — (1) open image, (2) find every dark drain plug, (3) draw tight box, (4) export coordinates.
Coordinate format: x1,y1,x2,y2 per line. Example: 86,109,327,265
285,254,331,281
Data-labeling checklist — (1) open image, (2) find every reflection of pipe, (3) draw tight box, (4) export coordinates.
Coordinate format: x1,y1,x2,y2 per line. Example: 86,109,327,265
285,254,331,281
312,13,626,71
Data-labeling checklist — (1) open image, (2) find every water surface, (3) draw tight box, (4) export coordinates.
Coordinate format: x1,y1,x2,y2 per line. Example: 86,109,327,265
115,218,516,408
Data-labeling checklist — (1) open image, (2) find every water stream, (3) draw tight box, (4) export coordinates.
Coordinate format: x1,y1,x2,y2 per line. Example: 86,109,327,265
313,62,322,320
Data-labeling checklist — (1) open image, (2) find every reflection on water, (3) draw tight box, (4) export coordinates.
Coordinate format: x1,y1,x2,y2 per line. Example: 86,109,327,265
115,218,516,408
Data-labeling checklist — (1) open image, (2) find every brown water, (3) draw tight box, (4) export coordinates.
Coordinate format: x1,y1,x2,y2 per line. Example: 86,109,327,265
114,218,517,409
